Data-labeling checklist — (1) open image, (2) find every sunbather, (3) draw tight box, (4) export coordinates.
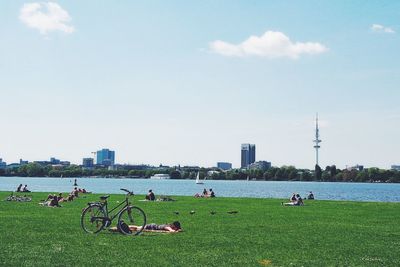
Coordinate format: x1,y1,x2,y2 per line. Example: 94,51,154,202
111,221,182,233
40,194,61,207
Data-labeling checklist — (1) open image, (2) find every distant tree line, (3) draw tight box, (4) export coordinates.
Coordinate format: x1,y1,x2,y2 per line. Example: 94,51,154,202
0,163,399,183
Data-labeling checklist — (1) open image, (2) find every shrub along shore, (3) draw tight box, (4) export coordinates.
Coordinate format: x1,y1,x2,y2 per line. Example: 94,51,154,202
1,162,400,183
1,192,399,266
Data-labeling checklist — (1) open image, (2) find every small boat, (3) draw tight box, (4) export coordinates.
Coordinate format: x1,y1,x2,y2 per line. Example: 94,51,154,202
195,172,204,184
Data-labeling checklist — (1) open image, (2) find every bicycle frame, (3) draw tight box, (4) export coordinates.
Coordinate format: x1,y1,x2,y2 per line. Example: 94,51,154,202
100,196,130,222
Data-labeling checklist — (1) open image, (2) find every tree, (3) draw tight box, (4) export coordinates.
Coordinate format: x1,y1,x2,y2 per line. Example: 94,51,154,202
169,170,182,179
300,171,312,181
315,164,322,181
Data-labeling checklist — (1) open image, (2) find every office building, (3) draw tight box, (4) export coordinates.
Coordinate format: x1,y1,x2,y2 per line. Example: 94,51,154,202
391,165,400,171
217,162,232,170
241,144,256,168
0,158,6,169
82,158,94,168
346,164,364,171
50,157,60,164
96,149,115,166
249,161,271,171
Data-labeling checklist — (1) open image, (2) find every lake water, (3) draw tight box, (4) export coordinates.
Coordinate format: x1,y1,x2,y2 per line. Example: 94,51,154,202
1,177,400,202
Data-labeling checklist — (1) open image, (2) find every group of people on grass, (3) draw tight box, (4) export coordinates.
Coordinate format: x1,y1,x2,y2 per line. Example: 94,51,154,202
282,191,315,206
16,184,30,193
143,190,176,202
282,193,304,206
39,187,91,207
194,188,216,198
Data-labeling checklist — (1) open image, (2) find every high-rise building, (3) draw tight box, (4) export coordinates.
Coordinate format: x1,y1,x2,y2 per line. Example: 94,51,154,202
241,144,256,168
217,162,232,170
96,149,115,166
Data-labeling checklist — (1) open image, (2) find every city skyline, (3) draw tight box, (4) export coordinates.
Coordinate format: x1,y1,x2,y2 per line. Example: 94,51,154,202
1,1,400,169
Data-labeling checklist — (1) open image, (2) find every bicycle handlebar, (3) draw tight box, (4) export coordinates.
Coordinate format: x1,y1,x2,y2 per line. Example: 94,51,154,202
120,188,133,195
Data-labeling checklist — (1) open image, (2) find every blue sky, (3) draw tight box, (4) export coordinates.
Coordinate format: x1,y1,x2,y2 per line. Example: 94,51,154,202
0,1,399,169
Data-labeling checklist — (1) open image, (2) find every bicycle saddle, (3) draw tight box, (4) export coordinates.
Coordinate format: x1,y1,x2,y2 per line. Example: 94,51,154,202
100,195,110,200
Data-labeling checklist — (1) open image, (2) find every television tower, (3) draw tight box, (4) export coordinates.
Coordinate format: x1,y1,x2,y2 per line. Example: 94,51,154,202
313,113,321,166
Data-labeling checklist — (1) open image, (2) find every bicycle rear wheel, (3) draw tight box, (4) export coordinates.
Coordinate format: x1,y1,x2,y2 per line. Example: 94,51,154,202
81,204,106,234
118,206,146,235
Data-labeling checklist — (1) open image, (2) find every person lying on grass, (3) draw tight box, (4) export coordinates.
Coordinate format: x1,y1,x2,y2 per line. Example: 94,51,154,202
110,221,182,233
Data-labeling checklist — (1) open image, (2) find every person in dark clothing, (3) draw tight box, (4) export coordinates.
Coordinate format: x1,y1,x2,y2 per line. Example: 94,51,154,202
209,188,216,198
16,184,23,192
145,189,156,201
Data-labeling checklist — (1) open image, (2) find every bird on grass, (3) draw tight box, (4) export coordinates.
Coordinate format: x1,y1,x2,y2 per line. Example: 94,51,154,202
190,210,195,215
210,211,217,215
227,211,238,214
173,211,179,215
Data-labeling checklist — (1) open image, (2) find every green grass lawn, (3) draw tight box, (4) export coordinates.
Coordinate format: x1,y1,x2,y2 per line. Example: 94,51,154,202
0,191,399,267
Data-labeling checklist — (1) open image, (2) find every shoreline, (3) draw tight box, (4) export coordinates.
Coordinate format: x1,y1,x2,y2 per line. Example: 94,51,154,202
2,191,400,204
0,175,398,184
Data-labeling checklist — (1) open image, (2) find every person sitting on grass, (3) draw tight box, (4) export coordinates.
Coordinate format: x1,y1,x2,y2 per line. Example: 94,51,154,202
290,193,297,203
22,185,31,192
16,184,23,192
145,189,155,201
307,191,315,200
209,188,216,198
66,194,75,202
115,221,182,233
295,194,304,205
72,187,79,198
202,188,208,197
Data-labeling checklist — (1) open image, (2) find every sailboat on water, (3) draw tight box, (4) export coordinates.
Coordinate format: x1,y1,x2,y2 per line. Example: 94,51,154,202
195,172,205,184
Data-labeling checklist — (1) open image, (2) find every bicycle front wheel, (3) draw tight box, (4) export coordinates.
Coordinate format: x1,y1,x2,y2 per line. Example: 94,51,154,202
81,204,106,234
118,206,146,235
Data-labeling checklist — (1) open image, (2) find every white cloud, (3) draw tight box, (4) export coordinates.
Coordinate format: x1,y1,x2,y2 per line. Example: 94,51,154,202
209,31,328,59
371,24,395,34
19,2,74,34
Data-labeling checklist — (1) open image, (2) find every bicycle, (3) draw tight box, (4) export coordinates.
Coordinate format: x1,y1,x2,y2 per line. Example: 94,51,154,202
81,188,146,235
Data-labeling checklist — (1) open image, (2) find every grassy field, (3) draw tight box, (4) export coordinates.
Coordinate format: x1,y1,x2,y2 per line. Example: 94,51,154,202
0,191,399,267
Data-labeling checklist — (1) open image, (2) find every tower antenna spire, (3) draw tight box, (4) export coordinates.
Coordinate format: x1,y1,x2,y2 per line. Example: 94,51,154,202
313,113,321,166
